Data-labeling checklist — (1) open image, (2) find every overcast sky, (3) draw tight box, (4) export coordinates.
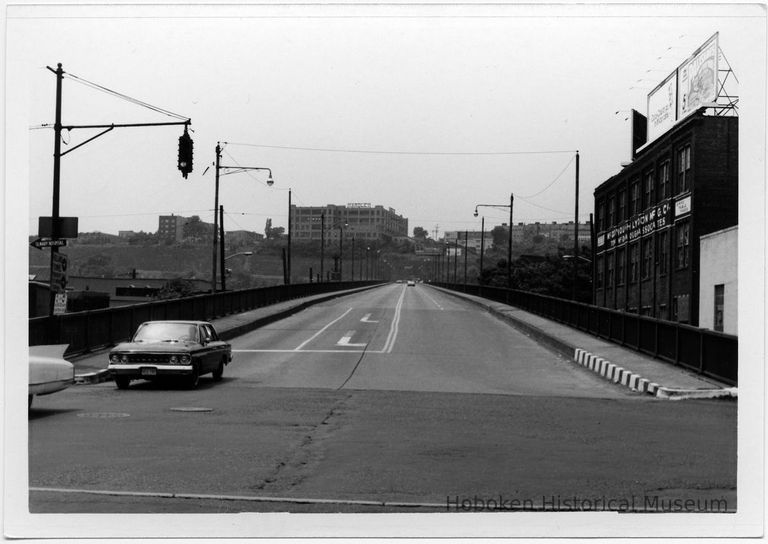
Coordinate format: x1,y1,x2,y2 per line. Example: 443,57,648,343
9,3,765,238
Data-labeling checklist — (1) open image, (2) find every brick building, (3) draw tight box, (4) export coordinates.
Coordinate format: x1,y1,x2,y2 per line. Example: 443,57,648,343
290,203,408,243
593,111,738,325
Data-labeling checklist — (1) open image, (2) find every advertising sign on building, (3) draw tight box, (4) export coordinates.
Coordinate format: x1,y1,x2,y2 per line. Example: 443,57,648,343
647,72,678,142
675,195,692,217
678,33,719,120
598,202,672,249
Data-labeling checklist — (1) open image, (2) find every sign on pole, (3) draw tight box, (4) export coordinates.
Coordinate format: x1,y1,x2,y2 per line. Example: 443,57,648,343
53,293,67,315
30,238,67,249
51,252,68,293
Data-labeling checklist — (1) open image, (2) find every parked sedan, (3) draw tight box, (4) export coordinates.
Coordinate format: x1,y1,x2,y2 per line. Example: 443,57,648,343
108,321,232,389
29,344,75,408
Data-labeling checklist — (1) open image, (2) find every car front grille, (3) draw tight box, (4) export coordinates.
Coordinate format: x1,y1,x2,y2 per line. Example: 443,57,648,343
127,353,171,364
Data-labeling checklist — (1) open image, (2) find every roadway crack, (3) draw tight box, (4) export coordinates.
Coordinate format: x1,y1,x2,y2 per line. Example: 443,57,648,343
251,393,352,492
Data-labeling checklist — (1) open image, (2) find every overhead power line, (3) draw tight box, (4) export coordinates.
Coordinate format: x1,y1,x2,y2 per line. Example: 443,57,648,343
224,142,576,157
64,71,190,121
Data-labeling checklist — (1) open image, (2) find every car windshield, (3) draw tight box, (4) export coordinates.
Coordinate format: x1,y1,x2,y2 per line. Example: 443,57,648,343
133,323,198,343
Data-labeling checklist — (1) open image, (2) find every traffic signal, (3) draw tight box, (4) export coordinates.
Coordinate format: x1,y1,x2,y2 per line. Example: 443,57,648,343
178,126,193,178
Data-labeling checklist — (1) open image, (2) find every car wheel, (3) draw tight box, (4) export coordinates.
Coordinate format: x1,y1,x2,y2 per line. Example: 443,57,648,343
186,364,200,389
115,377,131,390
212,359,224,382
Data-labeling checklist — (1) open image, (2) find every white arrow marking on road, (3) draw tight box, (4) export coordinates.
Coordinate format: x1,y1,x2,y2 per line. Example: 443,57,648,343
337,330,368,347
294,308,353,351
360,313,379,323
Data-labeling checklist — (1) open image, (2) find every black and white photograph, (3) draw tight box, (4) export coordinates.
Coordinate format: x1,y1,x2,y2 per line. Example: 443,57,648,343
3,1,766,540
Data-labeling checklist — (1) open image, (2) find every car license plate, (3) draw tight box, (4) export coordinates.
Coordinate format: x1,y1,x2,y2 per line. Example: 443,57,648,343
140,367,157,376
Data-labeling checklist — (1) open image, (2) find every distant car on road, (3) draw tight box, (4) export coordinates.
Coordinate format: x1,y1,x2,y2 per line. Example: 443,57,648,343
29,344,75,408
108,321,232,389
406,280,416,287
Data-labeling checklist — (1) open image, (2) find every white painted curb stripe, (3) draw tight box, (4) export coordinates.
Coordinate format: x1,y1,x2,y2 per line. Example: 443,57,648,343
571,349,737,400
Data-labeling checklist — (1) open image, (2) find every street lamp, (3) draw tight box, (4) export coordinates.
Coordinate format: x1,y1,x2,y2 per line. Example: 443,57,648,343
224,251,254,261
474,193,514,288
208,142,273,293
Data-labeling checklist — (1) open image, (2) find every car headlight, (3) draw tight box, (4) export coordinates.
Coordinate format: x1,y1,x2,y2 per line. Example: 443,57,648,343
110,354,124,364
169,355,178,364
180,354,191,364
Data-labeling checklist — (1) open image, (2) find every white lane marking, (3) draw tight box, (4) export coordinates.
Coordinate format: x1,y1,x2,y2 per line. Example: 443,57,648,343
381,287,406,353
422,289,444,311
30,486,447,509
360,313,379,323
293,308,353,351
234,349,367,354
336,330,368,347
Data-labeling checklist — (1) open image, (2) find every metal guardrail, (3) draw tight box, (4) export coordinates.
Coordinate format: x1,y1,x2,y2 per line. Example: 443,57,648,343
30,281,383,356
433,282,738,386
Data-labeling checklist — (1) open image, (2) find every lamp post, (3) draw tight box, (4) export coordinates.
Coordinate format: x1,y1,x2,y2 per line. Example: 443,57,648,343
474,193,514,288
464,230,469,285
211,142,273,292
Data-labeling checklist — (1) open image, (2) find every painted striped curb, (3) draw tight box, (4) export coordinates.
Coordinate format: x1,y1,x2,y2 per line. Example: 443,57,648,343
573,348,737,400
74,369,112,385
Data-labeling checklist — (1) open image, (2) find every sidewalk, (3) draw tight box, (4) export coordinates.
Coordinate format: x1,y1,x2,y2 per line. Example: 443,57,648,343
72,284,383,384
432,286,736,400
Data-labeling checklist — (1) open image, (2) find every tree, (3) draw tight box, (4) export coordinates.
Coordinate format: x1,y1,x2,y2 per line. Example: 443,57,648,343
413,226,429,239
155,278,196,299
264,218,285,240
491,225,508,249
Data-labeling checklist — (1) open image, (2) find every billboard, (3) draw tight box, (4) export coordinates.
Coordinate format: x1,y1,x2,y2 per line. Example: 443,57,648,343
647,72,677,142
678,33,719,119
644,33,720,145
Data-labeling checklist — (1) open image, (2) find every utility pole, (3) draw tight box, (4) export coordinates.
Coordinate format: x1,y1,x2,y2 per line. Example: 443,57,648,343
286,189,292,285
479,217,485,285
212,143,221,292
320,212,325,282
508,193,514,289
573,150,580,300
48,63,64,317
219,206,226,291
464,231,469,286
44,62,192,312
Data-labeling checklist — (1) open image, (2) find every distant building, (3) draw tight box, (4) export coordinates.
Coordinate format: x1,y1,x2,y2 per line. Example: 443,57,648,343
157,214,186,243
118,230,138,238
290,203,408,243
445,220,591,252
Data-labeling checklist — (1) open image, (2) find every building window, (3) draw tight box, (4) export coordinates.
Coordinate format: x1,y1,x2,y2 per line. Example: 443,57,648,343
597,201,605,232
607,253,615,287
641,238,653,279
659,160,670,199
658,231,669,275
629,243,639,283
714,284,725,332
596,256,604,288
616,248,625,286
676,222,690,269
676,145,692,194
643,171,655,209
617,189,626,223
673,293,690,323
629,181,640,216
608,196,616,227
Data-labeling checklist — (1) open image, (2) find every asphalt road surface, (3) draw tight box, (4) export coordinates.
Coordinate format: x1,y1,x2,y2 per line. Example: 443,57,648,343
29,284,736,514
